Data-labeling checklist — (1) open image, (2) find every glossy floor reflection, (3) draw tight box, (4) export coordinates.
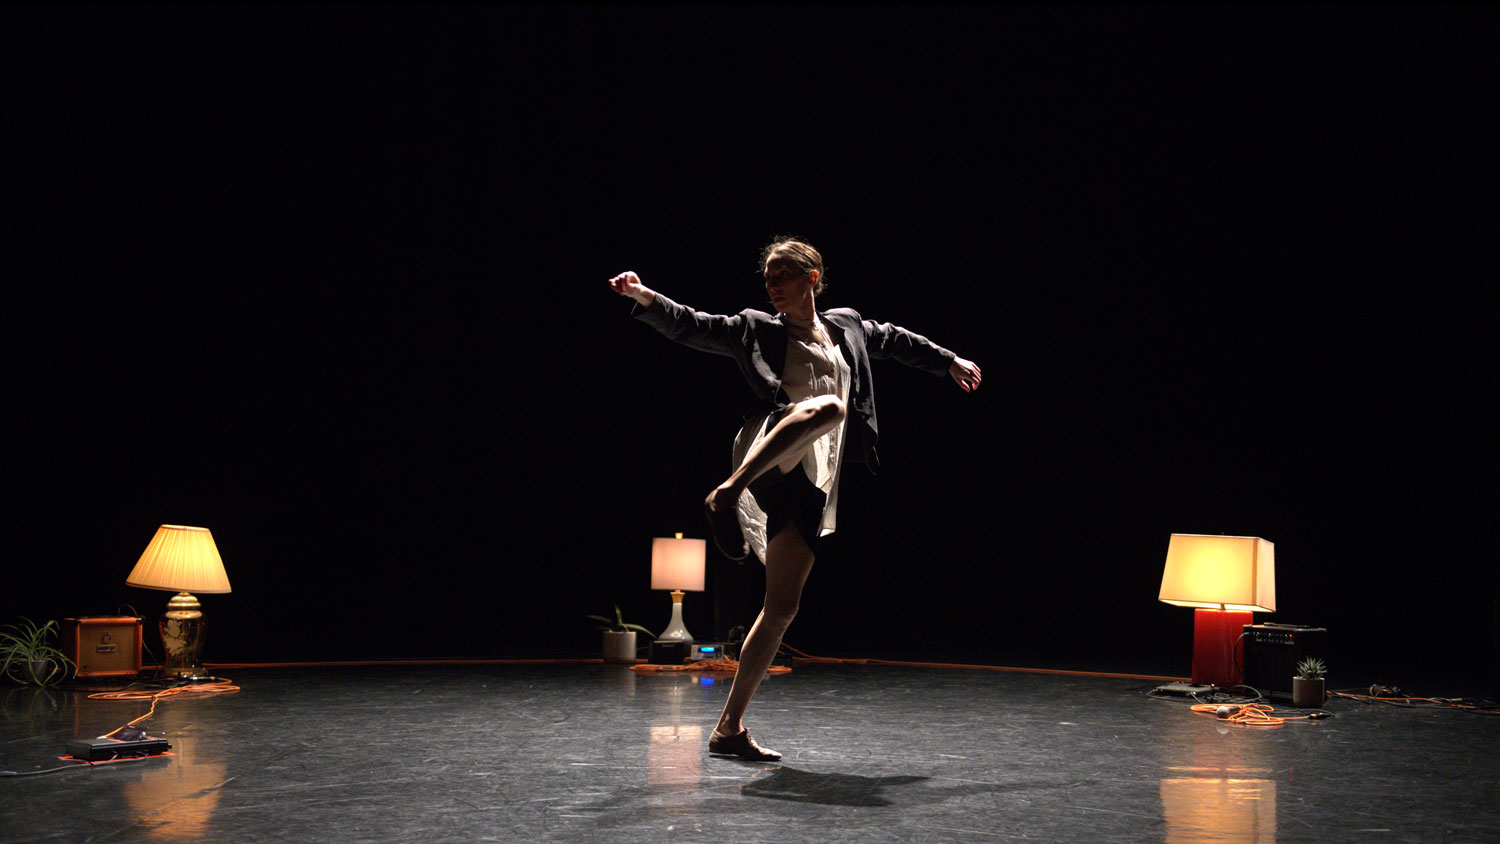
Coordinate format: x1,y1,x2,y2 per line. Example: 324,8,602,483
2,663,1496,843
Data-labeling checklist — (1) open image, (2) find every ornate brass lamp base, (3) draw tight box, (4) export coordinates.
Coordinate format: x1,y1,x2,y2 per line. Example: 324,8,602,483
161,591,215,681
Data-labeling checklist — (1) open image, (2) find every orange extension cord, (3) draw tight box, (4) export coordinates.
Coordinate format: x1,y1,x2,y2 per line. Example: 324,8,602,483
1330,689,1498,713
630,643,1186,682
163,648,1185,683
777,642,1185,682
631,658,791,675
90,678,241,738
1188,702,1324,729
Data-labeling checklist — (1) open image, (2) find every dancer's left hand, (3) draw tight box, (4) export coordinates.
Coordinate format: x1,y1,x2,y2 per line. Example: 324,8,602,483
949,357,982,392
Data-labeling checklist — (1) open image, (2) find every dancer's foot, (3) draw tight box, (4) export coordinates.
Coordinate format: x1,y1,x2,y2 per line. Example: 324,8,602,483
704,487,748,560
708,728,782,761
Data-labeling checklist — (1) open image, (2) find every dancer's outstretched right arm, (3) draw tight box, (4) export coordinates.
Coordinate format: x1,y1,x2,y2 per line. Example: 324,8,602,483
607,271,656,308
607,271,744,357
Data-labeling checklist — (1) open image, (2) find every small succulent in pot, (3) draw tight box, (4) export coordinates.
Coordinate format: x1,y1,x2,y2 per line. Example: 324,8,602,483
1294,656,1327,680
1292,656,1327,707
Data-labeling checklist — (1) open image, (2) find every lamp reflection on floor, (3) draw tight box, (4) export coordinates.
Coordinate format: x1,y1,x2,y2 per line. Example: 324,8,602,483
120,736,228,841
648,723,706,788
1161,776,1277,844
647,679,704,791
1160,712,1279,844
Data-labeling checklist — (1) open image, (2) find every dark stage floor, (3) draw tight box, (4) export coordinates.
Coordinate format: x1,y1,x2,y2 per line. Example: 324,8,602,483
2,662,1497,843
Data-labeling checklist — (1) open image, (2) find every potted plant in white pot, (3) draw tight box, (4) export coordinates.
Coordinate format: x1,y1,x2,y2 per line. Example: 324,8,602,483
1292,656,1327,707
585,605,655,664
0,618,75,687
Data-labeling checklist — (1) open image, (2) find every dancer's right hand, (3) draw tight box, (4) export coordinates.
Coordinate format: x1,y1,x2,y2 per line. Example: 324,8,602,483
607,271,655,307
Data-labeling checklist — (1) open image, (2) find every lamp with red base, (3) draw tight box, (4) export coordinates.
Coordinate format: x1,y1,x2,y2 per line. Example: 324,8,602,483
1158,533,1275,689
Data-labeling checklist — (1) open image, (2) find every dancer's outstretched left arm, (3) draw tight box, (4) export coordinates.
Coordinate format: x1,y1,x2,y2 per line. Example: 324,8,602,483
948,357,982,393
863,317,980,392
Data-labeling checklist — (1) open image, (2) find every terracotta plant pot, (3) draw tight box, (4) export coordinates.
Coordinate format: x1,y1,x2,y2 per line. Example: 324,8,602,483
601,631,638,664
1292,676,1325,708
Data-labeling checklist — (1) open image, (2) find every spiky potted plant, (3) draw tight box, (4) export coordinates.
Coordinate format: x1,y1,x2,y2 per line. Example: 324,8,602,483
0,618,75,687
1292,656,1327,707
585,605,655,664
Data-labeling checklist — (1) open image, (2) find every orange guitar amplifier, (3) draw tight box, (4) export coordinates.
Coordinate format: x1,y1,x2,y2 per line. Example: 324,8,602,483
61,617,144,678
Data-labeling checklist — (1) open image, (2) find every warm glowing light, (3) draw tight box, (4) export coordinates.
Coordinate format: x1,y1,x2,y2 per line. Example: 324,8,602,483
1158,534,1274,612
120,736,228,840
126,526,232,594
650,533,705,592
1161,777,1278,843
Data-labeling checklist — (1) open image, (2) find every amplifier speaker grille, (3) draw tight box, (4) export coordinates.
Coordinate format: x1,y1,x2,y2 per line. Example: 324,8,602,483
61,617,143,678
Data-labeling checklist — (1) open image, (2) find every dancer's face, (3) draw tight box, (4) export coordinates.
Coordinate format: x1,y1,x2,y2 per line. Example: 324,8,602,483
763,257,817,311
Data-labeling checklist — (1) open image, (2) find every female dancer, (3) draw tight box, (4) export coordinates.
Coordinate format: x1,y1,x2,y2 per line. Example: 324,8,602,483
608,238,981,761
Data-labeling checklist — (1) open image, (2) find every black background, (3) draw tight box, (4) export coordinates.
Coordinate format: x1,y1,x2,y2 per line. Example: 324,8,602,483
7,6,1495,688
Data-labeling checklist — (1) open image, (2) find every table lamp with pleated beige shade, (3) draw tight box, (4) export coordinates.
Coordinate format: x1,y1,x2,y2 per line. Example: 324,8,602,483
125,525,232,682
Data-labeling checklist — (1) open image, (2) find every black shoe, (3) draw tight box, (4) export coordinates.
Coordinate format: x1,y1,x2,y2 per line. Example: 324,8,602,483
709,729,781,761
704,493,749,560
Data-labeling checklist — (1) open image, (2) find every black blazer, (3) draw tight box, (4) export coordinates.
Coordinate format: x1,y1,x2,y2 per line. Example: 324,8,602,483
633,292,956,473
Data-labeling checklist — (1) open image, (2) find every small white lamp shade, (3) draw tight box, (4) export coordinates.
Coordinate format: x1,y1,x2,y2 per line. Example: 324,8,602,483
651,533,705,649
1158,533,1274,612
126,525,232,594
651,534,705,592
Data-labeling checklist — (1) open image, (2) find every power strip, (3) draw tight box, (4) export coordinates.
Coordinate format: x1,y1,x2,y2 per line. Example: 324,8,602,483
1153,682,1216,697
65,737,172,761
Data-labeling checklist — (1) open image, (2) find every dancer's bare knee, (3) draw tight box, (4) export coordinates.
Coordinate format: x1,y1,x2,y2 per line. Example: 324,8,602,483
799,396,845,432
761,601,799,630
814,396,845,424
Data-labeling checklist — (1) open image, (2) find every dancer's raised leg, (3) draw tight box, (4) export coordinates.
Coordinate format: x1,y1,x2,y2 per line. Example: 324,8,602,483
723,396,845,497
704,396,844,558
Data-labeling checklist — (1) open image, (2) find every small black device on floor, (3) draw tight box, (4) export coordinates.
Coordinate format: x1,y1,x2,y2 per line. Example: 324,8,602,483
66,737,172,762
688,642,726,661
649,639,690,664
1243,622,1329,700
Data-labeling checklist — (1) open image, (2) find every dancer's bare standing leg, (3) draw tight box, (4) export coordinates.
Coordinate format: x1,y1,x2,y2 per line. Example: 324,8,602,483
713,524,817,740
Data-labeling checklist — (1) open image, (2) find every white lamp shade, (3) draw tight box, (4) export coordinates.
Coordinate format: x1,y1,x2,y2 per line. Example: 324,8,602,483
126,525,232,594
1158,533,1274,612
650,535,705,592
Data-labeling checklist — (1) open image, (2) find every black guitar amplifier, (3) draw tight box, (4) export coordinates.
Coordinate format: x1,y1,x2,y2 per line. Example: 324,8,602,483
1242,623,1329,699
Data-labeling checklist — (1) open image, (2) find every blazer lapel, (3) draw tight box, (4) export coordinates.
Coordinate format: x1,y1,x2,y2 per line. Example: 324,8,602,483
763,314,789,384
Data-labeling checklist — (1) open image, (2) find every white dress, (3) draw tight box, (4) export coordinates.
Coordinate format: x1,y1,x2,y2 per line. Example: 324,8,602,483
732,314,853,563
